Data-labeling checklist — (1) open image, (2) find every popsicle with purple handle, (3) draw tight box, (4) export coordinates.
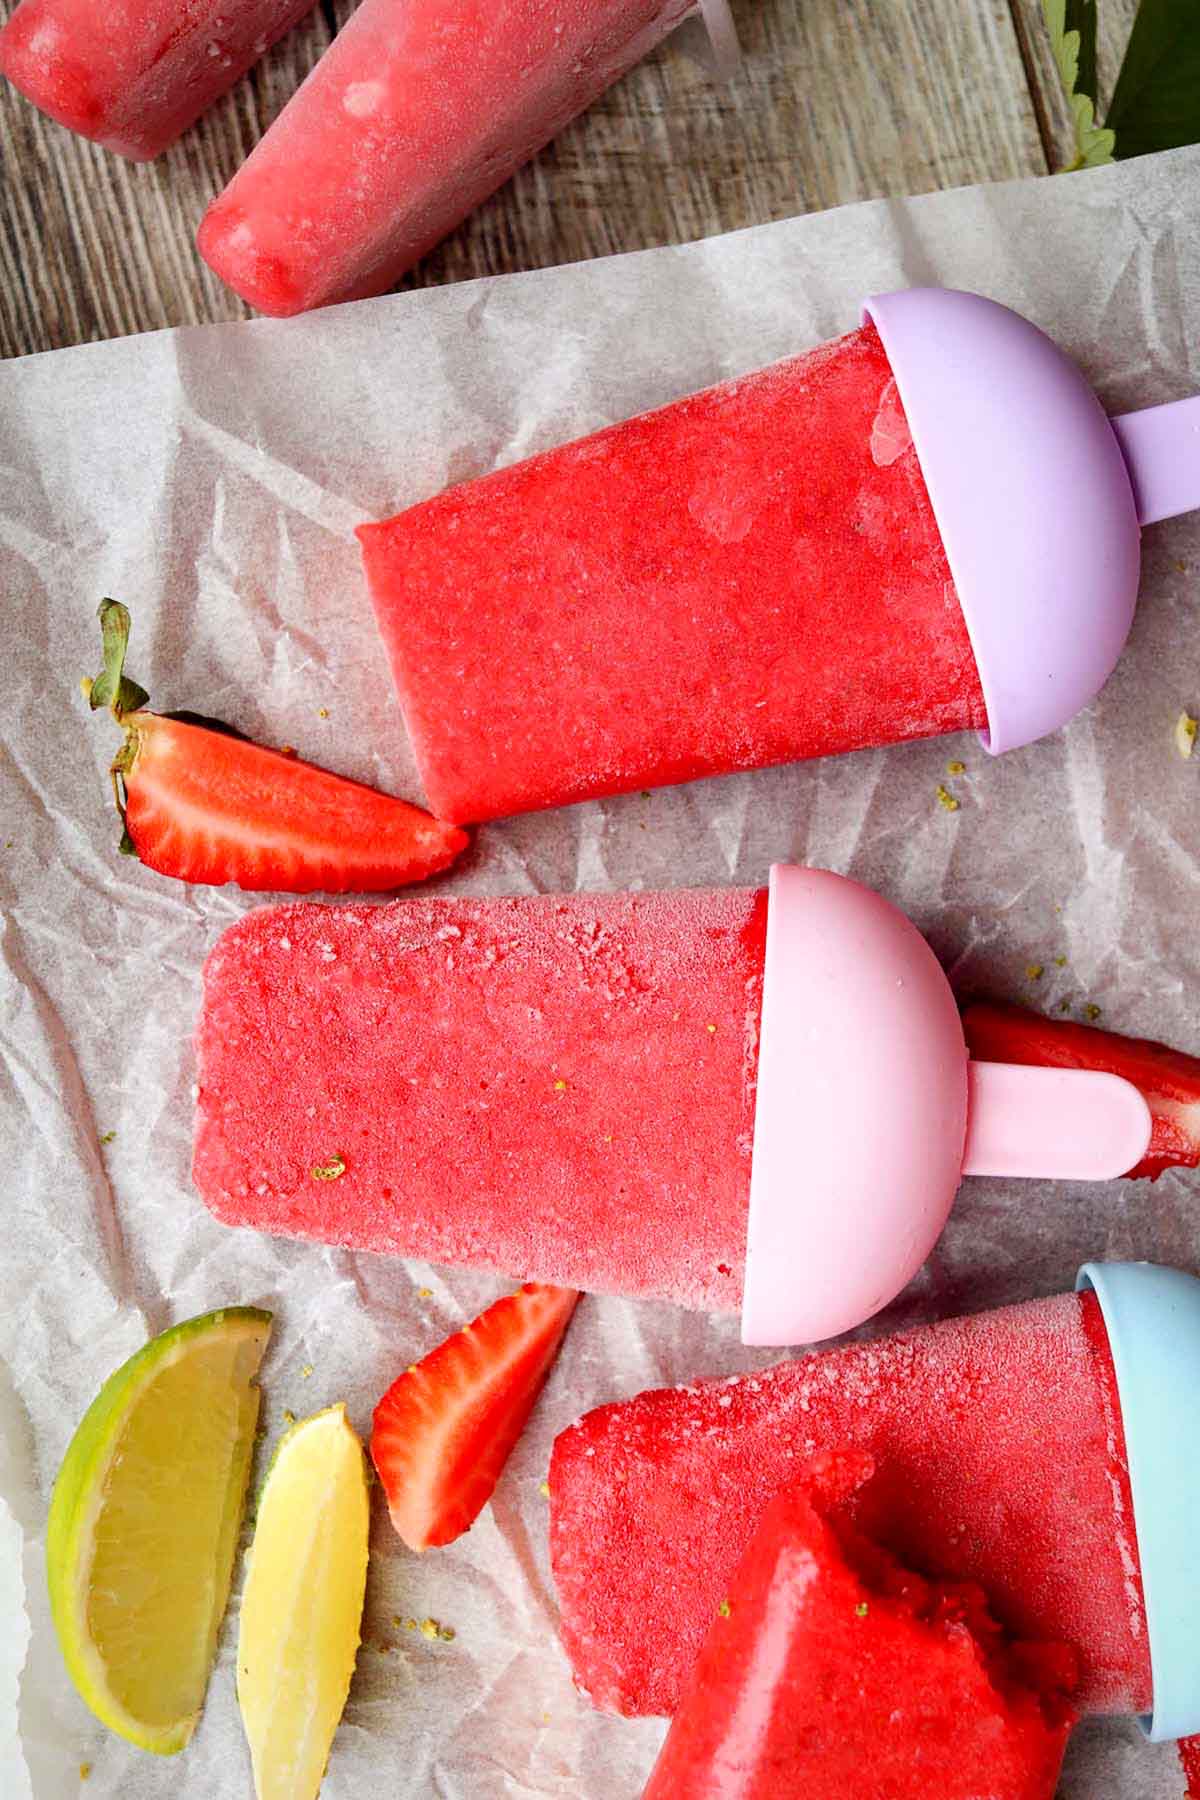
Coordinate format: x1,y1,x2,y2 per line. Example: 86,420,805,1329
358,289,1200,823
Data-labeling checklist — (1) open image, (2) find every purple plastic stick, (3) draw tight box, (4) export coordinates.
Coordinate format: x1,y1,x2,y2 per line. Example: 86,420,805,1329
1112,396,1200,527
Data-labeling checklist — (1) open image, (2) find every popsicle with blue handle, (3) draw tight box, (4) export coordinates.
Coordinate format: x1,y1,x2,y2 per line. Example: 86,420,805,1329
550,1263,1200,1744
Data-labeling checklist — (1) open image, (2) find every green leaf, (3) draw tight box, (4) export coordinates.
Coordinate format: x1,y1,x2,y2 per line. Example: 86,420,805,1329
1108,0,1200,159
1042,0,1116,168
87,601,150,717
1067,0,1099,109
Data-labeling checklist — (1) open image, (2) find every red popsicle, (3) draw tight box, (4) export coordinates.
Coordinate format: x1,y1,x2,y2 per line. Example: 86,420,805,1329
359,322,987,823
193,877,1198,1334
198,0,695,316
643,1450,1078,1800
194,885,766,1314
0,0,317,160
549,1288,1151,1719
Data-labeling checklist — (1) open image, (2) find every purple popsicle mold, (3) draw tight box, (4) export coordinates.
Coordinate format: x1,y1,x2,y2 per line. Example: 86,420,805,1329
866,287,1199,755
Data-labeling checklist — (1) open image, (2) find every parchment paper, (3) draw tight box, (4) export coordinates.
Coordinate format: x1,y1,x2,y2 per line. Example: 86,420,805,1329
3,144,1200,1798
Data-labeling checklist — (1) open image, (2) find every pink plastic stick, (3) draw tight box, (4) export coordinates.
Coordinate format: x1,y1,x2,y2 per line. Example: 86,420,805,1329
0,0,318,160
962,1061,1152,1180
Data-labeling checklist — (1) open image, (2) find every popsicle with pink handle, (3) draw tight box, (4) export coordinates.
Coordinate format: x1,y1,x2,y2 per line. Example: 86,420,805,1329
197,0,736,316
358,287,1200,824
193,865,1152,1343
0,0,318,160
550,1262,1200,1743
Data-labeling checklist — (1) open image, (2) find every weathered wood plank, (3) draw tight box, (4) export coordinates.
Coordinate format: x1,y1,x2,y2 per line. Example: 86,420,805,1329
1,0,1046,360
1009,0,1140,169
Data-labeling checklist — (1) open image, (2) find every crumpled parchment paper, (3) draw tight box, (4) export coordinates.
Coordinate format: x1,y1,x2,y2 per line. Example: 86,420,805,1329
2,144,1200,1798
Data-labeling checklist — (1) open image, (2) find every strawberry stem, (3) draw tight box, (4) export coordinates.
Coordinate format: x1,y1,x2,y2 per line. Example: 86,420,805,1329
86,601,150,719
85,601,149,863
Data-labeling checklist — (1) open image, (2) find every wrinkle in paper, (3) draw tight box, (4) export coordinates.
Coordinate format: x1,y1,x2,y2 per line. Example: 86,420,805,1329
2,147,1200,1797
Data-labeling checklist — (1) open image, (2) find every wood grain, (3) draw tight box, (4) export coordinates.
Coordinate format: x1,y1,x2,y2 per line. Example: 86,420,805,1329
0,0,1047,360
1009,0,1140,169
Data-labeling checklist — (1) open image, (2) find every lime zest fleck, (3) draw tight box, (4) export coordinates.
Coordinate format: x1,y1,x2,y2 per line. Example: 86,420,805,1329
99,1130,116,1146
539,1480,551,1498
1084,1003,1103,1022
855,1601,870,1618
935,784,959,813
717,1599,731,1619
1026,963,1044,981
946,759,966,776
311,1153,346,1182
1176,711,1197,759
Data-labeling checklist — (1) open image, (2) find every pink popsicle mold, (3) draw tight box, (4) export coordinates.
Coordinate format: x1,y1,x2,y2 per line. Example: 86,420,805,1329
866,287,1200,756
742,866,1152,1347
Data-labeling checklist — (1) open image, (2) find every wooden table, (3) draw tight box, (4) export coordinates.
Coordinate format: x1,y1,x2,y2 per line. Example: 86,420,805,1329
0,0,1132,361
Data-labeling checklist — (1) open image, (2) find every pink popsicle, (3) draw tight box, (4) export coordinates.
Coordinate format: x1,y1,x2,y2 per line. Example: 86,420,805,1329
0,0,317,160
548,1288,1150,1720
358,322,988,824
198,0,695,315
194,886,765,1313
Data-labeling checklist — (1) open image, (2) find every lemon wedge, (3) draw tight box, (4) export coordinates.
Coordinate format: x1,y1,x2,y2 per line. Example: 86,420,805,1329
237,1405,370,1800
47,1306,271,1754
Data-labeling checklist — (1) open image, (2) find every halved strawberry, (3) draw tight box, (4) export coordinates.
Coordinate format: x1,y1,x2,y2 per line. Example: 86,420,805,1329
371,1283,579,1552
84,600,467,893
963,1000,1200,1181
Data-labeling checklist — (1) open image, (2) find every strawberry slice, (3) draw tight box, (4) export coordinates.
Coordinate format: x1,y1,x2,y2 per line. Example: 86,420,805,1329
371,1283,579,1552
84,600,467,893
963,1000,1200,1181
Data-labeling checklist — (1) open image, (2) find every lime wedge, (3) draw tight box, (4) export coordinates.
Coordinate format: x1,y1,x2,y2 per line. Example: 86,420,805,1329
47,1306,271,1754
237,1405,370,1800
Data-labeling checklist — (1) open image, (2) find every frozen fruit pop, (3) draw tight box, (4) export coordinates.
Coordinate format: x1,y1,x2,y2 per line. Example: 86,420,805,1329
358,286,1200,824
195,866,1160,1343
642,1451,1078,1800
550,1263,1200,1741
198,0,700,316
0,0,317,160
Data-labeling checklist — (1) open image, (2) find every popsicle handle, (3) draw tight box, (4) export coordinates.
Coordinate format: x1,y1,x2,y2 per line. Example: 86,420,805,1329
677,0,741,81
1112,395,1200,527
961,1060,1152,1180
